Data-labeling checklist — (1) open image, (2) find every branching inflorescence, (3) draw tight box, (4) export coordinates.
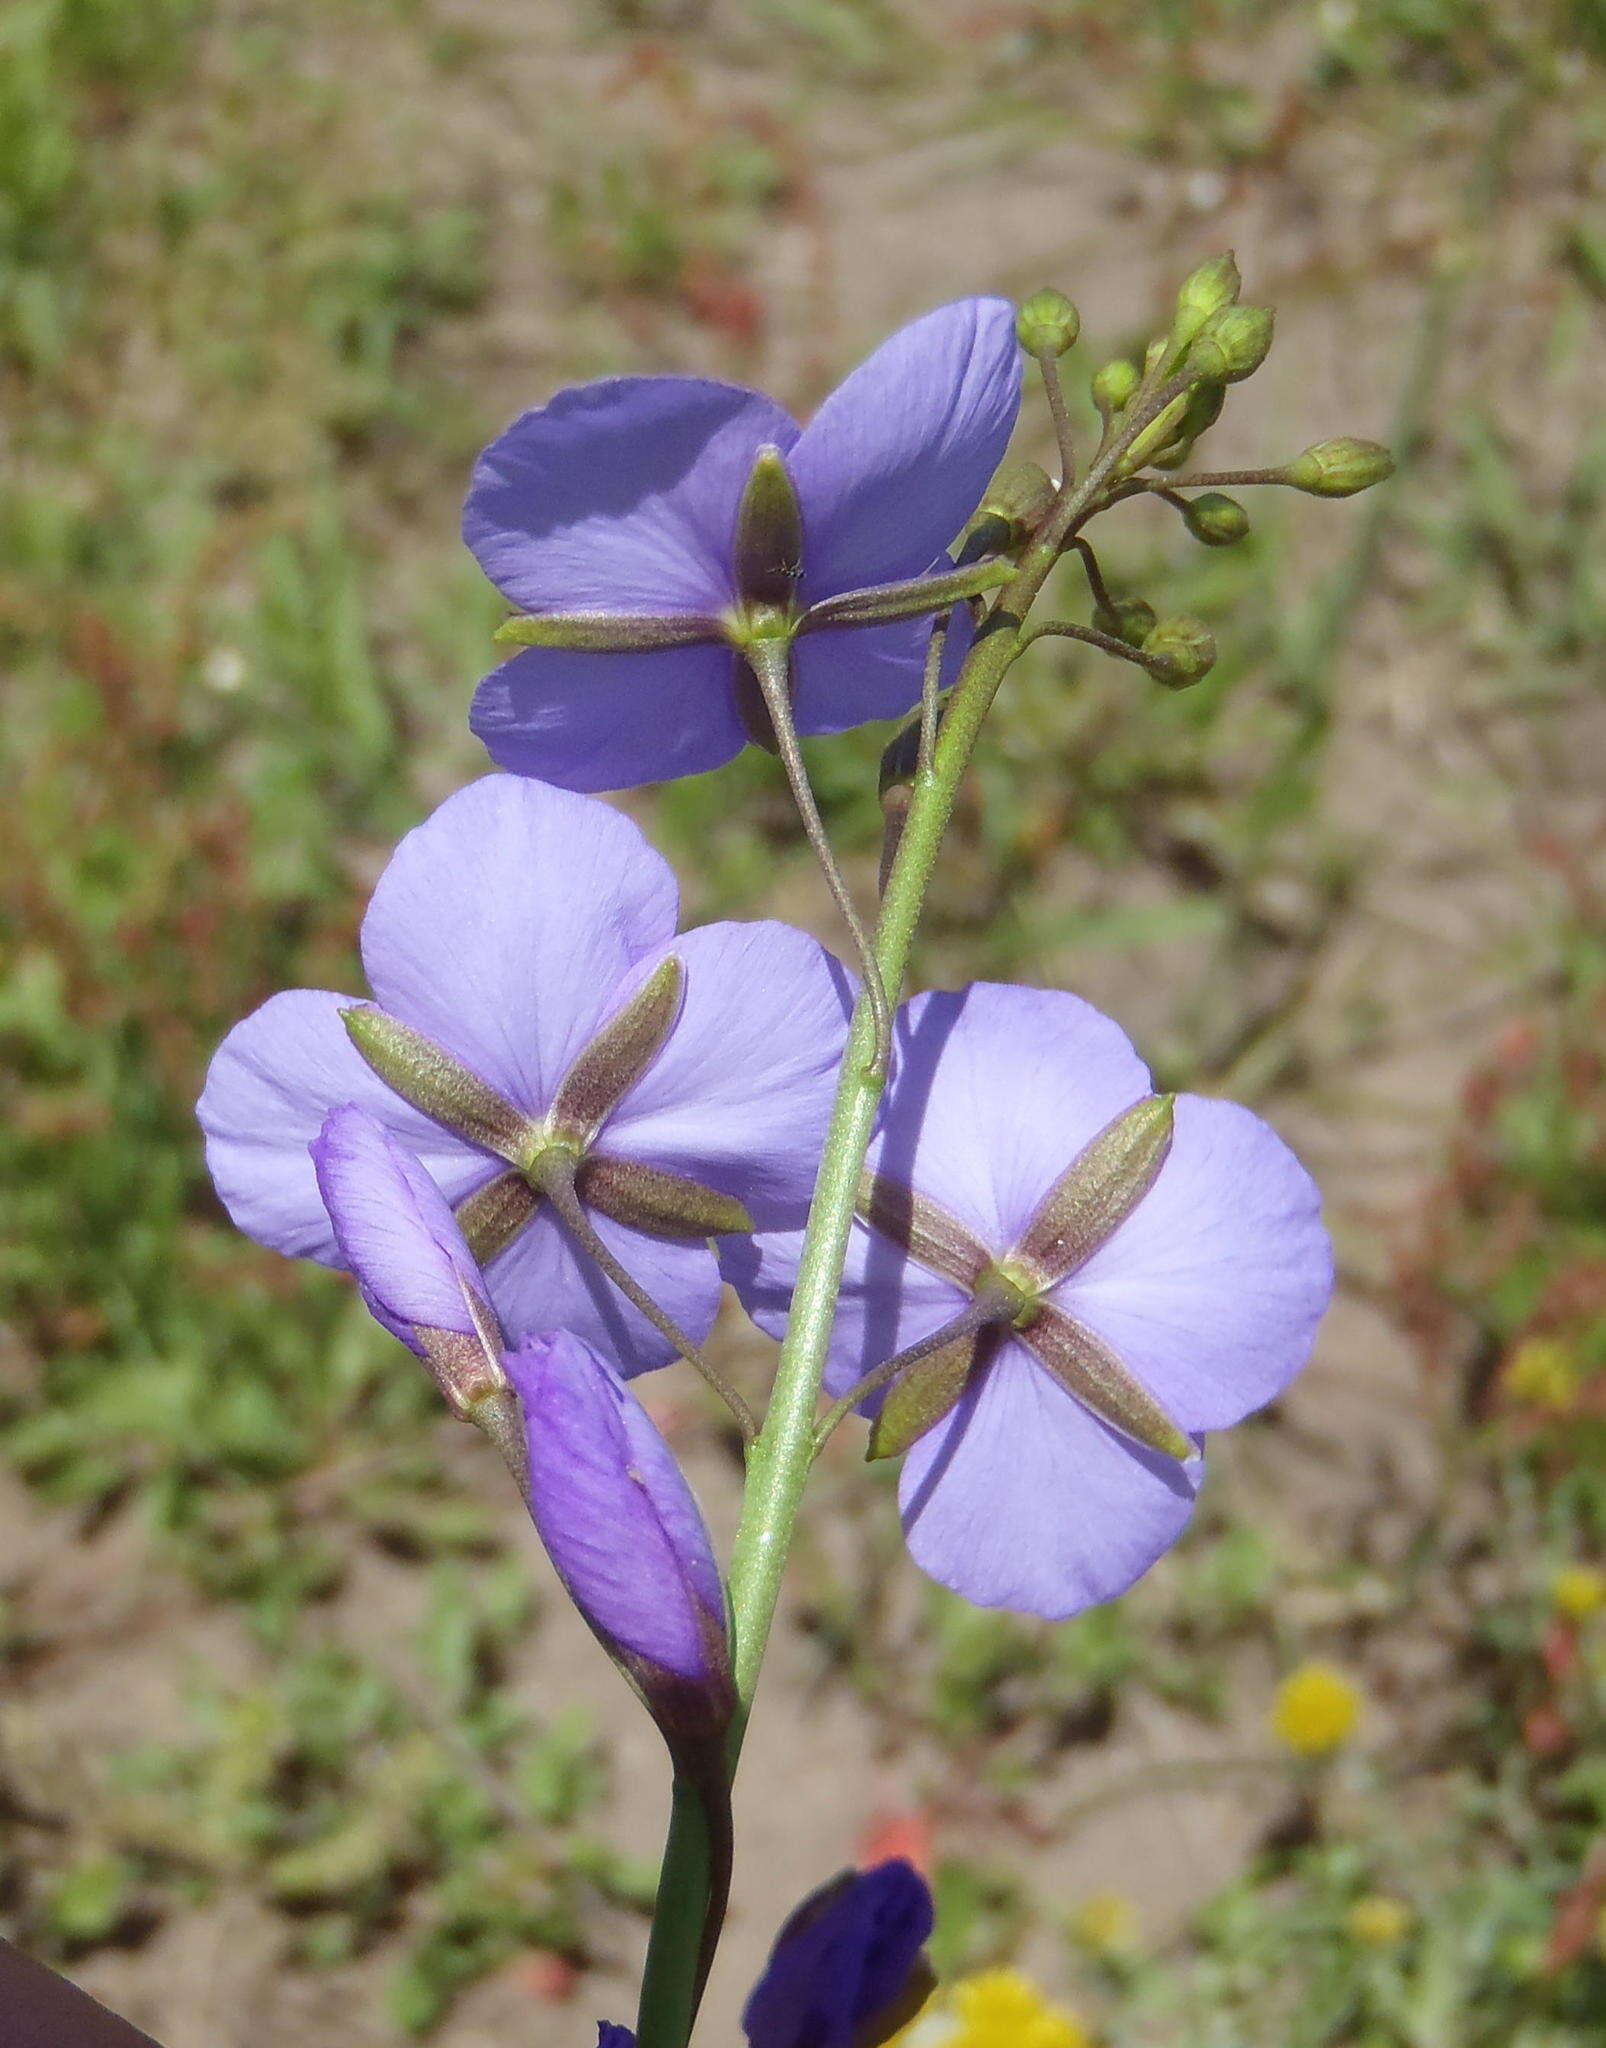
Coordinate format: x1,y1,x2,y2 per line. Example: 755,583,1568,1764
198,257,1392,2048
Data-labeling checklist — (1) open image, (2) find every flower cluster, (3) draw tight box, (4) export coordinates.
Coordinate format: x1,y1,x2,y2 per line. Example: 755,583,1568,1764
197,272,1380,2041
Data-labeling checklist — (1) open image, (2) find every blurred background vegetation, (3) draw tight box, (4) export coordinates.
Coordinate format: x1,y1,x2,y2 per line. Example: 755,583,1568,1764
2,1,1605,2042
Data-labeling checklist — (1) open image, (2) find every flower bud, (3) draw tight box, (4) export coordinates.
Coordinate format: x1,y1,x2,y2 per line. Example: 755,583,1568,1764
743,1861,937,2048
1182,492,1250,546
1015,288,1081,357
1169,251,1241,353
1187,304,1274,383
1091,358,1139,416
958,459,1057,561
1141,615,1216,687
1092,597,1157,648
1283,436,1395,497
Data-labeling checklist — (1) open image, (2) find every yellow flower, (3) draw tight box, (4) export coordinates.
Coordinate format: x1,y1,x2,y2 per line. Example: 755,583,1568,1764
894,1968,1093,2048
1347,1894,1412,1947
1551,1565,1606,1621
1069,1892,1137,1955
1503,1336,1580,1411
1271,1661,1362,1757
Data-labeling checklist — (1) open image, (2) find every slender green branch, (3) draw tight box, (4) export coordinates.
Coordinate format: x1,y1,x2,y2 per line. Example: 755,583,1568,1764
634,1747,731,2048
1023,618,1158,675
1067,535,1118,615
532,1155,758,1440
918,610,949,780
1035,349,1077,485
743,639,891,1070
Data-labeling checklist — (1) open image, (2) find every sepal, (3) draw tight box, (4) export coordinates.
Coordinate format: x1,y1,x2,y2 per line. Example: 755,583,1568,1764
1022,1301,1193,1461
492,611,721,651
341,1006,535,1159
550,956,685,1146
1012,1094,1175,1282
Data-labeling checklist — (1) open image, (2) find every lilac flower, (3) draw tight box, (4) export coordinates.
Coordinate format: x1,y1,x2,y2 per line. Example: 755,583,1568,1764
199,775,849,1374
464,300,1021,791
725,984,1333,1620
597,1859,935,2048
314,1107,731,1733
506,1329,732,1739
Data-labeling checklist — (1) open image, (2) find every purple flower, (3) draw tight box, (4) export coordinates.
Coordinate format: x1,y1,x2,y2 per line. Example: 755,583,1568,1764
464,300,1021,791
725,984,1333,1620
506,1330,732,1738
598,1859,935,2048
199,774,850,1374
314,1110,731,1733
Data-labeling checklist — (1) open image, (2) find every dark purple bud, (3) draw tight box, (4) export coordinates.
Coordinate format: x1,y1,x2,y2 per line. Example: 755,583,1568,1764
578,1153,754,1240
1012,1094,1175,1283
867,1328,990,1463
493,611,723,651
742,1859,936,2048
506,1332,734,1741
453,1168,542,1264
1023,1299,1193,1461
733,445,805,610
549,957,685,1147
341,1005,535,1161
857,1172,992,1293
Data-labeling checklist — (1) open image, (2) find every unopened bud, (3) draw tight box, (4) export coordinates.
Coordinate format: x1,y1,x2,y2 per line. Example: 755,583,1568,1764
1170,252,1241,354
1091,358,1139,415
1015,288,1081,357
1182,492,1250,546
961,460,1056,559
1142,616,1216,687
1092,597,1157,648
733,445,804,608
1284,437,1395,497
1188,304,1274,383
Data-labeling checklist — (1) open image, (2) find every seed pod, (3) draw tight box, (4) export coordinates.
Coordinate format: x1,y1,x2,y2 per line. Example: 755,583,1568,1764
1169,251,1241,354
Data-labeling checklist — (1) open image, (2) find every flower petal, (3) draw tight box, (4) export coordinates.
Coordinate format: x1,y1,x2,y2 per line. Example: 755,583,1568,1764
866,985,1153,1253
1057,1095,1333,1430
790,300,1021,596
506,1332,727,1684
360,776,679,1110
602,922,853,1230
791,603,972,739
198,988,493,1262
311,1106,489,1345
465,377,797,615
471,642,748,793
742,1860,935,2048
720,1220,969,1394
899,1337,1202,1619
481,1202,721,1375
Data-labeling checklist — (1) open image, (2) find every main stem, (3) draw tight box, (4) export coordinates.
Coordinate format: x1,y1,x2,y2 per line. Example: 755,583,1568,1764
634,368,1189,2048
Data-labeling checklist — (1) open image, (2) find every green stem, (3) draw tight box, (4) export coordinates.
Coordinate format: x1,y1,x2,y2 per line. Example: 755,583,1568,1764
635,1758,726,2048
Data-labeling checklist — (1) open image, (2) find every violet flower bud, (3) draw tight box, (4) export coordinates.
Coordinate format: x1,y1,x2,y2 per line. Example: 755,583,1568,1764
506,1332,734,1742
741,1859,936,2048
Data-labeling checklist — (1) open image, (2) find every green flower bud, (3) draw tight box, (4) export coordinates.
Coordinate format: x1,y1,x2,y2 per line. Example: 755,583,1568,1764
964,459,1057,555
1188,304,1274,383
1181,492,1250,546
1142,615,1216,687
1092,597,1158,648
1091,357,1140,415
1170,251,1241,353
1015,287,1081,357
1284,437,1395,497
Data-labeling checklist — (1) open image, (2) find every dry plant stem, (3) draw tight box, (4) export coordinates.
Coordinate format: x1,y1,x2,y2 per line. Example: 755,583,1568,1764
743,638,891,1070
530,1154,758,1441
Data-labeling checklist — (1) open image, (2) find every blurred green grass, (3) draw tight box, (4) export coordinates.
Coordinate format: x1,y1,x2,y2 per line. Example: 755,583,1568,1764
3,0,1606,2039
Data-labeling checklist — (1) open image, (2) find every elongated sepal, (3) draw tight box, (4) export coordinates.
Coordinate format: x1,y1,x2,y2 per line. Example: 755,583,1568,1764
1013,1094,1175,1282
454,1168,540,1263
579,1153,753,1240
799,559,1012,634
492,611,721,651
867,1329,987,1461
550,956,684,1145
733,445,805,609
1284,437,1395,497
1024,1302,1193,1460
1182,492,1250,546
341,1006,535,1158
1016,287,1081,357
857,1171,993,1292
1141,616,1216,688
1117,389,1193,473
1188,303,1274,383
